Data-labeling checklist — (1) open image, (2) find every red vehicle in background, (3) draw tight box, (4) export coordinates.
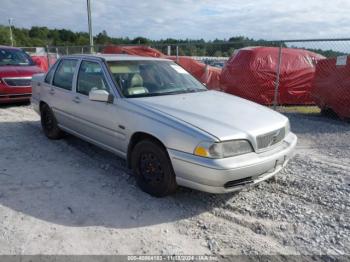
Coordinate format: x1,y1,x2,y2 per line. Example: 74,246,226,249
0,46,43,104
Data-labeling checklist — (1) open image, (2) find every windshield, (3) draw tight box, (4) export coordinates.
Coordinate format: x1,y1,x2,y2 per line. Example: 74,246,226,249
107,60,207,98
0,48,35,66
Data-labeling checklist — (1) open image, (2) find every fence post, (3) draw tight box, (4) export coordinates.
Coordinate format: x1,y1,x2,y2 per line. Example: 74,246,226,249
273,42,283,110
46,45,50,67
204,64,209,83
176,46,179,63
167,46,171,56
66,47,69,55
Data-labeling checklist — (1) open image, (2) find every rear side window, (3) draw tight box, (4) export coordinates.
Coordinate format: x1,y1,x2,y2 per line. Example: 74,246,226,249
44,65,56,84
77,61,109,95
53,59,77,90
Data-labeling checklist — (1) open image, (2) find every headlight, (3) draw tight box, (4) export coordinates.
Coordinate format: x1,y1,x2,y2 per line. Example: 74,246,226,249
194,140,253,159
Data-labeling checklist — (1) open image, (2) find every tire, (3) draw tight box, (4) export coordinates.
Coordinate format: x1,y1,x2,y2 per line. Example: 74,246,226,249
40,104,64,140
21,100,31,106
131,139,177,197
321,108,337,118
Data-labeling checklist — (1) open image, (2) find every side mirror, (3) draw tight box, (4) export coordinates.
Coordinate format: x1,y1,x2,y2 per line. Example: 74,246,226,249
89,89,114,103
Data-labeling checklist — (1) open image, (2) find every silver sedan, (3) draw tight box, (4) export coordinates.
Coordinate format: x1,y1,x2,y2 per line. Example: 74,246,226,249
31,54,297,197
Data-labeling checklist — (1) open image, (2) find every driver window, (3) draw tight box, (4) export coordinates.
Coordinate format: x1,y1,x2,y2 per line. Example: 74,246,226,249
77,61,109,95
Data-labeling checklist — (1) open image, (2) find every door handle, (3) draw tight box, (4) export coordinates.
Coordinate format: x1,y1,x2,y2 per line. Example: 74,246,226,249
49,88,55,95
73,96,80,103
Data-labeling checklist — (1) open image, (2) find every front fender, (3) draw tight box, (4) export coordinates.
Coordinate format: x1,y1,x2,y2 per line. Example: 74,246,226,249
119,99,218,154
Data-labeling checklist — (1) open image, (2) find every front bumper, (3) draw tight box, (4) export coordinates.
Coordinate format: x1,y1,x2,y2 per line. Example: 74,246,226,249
168,132,297,193
0,93,31,103
0,85,32,103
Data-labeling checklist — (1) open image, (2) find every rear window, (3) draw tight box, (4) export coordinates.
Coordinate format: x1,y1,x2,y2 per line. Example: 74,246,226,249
0,48,34,66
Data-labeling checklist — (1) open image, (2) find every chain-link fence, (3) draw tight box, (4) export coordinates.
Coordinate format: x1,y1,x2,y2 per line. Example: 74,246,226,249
279,39,350,120
21,38,350,121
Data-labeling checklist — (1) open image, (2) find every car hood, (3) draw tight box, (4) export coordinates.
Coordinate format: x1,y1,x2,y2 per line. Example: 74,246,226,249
130,90,288,142
0,65,43,78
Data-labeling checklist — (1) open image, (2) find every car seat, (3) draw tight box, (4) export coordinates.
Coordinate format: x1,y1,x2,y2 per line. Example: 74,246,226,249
124,74,149,96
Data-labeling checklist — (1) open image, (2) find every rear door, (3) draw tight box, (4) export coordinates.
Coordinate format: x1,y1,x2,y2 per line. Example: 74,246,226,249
32,61,57,107
69,59,125,154
49,58,79,129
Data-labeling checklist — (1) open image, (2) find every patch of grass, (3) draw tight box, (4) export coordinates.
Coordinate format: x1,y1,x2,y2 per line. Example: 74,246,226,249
275,106,321,114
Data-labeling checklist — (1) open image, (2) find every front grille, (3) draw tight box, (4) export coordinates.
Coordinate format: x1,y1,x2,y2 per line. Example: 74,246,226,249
257,127,285,150
3,77,32,87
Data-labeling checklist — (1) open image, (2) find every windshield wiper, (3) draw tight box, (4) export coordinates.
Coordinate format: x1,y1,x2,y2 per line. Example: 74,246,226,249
127,89,207,98
163,90,190,95
184,88,207,93
160,88,207,94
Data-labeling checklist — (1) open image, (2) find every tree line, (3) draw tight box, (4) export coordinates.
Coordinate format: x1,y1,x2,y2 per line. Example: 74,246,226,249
0,25,345,57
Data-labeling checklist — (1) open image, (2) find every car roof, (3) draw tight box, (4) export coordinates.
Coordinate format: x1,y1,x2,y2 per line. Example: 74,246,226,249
0,45,23,51
64,53,171,62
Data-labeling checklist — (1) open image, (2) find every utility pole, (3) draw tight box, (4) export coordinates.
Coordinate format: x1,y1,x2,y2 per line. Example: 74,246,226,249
8,18,14,46
87,0,94,53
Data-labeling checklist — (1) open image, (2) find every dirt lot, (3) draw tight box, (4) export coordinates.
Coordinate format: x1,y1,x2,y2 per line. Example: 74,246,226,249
0,104,349,256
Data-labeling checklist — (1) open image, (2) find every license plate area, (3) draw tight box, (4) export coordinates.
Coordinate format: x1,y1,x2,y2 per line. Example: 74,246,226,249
274,155,287,169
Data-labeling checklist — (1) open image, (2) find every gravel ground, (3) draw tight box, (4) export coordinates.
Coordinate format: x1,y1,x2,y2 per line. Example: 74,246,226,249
0,104,349,256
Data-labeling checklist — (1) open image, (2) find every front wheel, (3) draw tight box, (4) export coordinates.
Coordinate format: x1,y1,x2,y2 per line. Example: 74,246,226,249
40,104,64,140
131,140,177,197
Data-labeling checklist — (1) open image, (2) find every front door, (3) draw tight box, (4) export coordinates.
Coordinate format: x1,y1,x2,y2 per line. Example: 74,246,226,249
69,60,125,155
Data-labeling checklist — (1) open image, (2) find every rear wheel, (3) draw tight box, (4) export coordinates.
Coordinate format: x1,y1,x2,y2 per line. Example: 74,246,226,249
40,104,64,139
131,139,177,197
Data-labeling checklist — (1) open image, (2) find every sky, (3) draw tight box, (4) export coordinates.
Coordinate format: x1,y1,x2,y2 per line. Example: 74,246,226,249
0,0,350,41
